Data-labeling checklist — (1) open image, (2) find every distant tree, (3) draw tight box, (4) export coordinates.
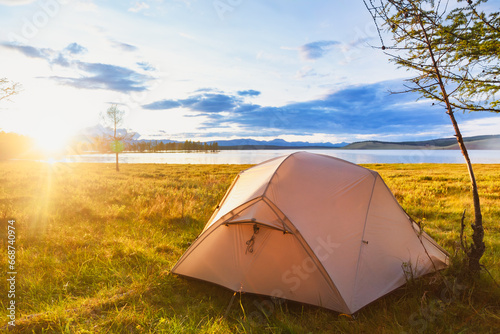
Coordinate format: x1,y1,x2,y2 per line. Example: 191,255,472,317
101,105,134,171
0,131,34,160
91,135,110,153
121,139,220,152
363,0,498,274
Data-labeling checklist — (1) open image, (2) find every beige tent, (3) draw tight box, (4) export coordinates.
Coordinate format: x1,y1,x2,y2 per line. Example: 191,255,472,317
171,152,448,314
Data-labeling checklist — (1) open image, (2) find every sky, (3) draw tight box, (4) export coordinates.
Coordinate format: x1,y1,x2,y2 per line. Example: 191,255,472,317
0,0,499,149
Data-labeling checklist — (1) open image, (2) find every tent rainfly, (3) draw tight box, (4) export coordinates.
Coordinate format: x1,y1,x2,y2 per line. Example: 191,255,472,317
171,152,449,314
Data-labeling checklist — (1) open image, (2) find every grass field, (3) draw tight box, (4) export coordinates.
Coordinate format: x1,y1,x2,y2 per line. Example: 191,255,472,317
0,161,499,333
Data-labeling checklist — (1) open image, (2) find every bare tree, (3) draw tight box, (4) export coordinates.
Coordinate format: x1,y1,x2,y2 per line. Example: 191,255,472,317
0,78,19,102
101,105,134,172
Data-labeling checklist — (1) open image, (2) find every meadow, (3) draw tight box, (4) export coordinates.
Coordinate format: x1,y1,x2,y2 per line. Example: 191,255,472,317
0,161,499,333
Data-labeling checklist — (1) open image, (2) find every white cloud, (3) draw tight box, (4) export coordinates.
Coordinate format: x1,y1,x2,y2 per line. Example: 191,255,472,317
256,50,292,63
1,0,495,144
0,0,37,5
299,40,339,61
280,46,298,51
75,1,98,12
295,66,328,80
178,32,196,40
109,39,138,52
460,116,500,137
128,2,150,13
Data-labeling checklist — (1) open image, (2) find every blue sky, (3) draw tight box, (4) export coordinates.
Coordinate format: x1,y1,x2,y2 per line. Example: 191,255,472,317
0,0,498,149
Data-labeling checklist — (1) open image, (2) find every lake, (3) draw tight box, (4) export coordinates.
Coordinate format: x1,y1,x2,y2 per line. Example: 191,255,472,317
52,149,500,165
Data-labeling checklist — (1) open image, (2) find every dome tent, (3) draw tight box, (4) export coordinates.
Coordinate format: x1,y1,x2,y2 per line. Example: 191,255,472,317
171,152,448,314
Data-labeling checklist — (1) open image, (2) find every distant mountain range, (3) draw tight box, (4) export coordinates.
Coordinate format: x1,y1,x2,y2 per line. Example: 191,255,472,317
77,125,500,150
207,138,348,149
210,135,500,150
134,135,500,150
344,134,500,150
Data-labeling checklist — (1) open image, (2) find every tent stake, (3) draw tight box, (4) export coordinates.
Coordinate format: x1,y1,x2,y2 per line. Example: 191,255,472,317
224,292,237,318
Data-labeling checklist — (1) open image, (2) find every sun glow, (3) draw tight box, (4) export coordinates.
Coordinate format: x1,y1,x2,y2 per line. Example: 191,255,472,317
32,129,72,155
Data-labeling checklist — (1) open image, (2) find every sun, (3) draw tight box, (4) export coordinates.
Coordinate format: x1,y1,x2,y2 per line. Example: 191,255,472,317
33,130,72,155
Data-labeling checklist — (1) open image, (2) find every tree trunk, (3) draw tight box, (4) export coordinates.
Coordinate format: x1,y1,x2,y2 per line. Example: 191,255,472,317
447,112,484,274
116,152,119,172
418,14,484,274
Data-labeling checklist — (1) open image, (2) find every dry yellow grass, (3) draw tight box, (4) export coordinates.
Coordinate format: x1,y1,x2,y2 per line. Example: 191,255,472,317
0,161,498,333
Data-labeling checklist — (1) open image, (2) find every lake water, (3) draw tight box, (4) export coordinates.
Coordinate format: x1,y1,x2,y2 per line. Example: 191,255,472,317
53,149,500,165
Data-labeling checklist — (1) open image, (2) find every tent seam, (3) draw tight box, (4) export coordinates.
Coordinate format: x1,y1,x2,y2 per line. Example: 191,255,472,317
261,196,292,233
261,196,351,313
349,171,378,312
289,221,351,313
170,217,224,274
202,174,241,233
261,151,302,197
381,179,450,265
172,196,264,273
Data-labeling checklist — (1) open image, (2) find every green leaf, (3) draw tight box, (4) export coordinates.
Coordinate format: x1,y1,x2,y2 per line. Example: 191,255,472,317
110,140,125,153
